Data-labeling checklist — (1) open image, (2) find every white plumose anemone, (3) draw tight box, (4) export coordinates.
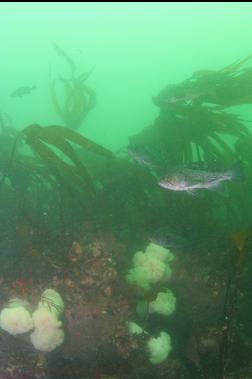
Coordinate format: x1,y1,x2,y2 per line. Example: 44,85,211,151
32,307,62,330
30,326,64,352
30,289,65,352
126,243,174,290
147,331,172,364
149,290,176,316
0,298,33,335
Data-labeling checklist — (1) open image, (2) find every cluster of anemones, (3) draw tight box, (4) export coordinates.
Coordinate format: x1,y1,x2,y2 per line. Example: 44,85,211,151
0,289,64,352
126,242,176,364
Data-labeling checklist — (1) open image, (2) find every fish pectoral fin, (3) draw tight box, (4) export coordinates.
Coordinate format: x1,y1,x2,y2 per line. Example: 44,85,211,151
187,189,199,196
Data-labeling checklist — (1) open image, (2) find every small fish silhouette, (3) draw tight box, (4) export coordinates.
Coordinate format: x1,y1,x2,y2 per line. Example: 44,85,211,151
10,85,37,98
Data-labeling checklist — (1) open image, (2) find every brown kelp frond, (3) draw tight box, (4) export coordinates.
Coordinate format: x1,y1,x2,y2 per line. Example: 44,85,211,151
81,85,97,111
53,42,76,75
153,55,252,108
22,124,113,190
220,54,252,75
77,70,94,83
25,124,114,159
154,54,252,109
14,156,56,185
62,83,96,128
194,55,252,107
49,77,64,119
134,55,252,174
24,128,92,189
209,110,251,138
50,44,96,129
50,75,96,130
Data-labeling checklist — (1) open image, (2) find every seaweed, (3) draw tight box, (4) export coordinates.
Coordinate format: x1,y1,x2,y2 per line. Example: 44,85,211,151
0,124,114,197
133,55,252,171
50,43,96,129
217,227,252,379
53,42,76,75
22,124,114,189
186,54,252,107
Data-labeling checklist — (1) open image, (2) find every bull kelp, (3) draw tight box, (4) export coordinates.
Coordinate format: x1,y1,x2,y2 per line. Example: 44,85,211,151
1,3,252,379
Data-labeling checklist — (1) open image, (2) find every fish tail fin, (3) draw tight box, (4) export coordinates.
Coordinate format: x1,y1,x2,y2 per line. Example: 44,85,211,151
230,160,244,181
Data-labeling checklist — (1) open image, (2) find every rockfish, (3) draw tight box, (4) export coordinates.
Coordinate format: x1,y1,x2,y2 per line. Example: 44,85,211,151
158,162,242,194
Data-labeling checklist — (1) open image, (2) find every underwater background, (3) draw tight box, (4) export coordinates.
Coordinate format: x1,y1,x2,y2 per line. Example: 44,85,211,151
2,2,252,150
1,2,252,379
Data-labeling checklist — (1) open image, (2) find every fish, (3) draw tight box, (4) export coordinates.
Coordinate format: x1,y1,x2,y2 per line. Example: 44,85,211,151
158,162,243,194
153,88,205,106
164,90,205,104
127,144,158,168
10,85,36,98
